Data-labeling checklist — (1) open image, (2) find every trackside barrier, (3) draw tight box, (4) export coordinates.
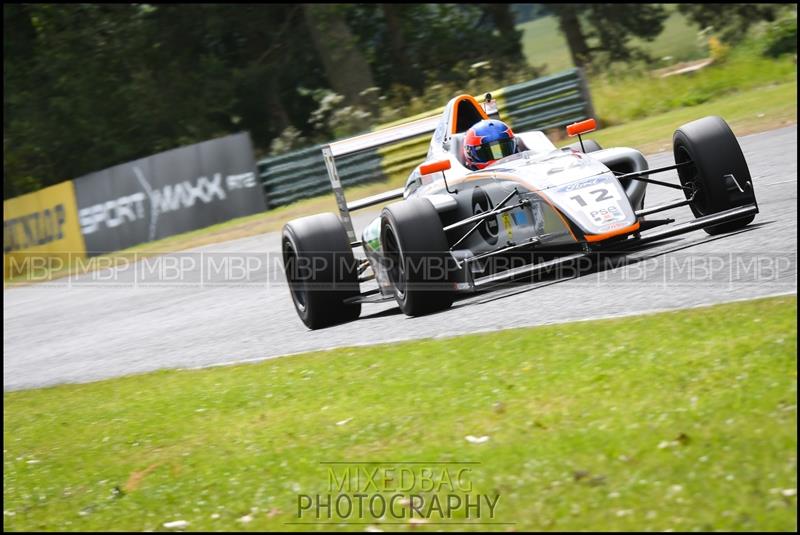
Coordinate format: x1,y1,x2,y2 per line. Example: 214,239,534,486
4,132,264,279
258,68,594,209
3,181,87,280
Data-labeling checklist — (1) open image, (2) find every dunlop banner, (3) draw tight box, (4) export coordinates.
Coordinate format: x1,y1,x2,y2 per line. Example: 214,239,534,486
73,132,265,255
3,181,87,279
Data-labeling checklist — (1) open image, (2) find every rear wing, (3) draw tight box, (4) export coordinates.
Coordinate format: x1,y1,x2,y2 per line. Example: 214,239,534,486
322,115,440,244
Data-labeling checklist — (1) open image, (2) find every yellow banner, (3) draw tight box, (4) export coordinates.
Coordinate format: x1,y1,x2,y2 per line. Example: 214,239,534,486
3,181,86,280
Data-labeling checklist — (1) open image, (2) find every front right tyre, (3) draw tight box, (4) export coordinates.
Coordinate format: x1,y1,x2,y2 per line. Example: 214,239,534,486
673,116,757,235
380,198,455,316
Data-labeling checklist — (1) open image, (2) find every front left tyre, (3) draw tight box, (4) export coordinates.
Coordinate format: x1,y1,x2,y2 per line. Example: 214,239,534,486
282,213,361,329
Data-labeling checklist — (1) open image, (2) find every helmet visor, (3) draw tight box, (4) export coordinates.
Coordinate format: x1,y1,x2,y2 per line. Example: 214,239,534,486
473,139,516,163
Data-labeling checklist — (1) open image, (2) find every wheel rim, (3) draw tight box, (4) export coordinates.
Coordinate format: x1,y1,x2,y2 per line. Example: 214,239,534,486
382,224,406,300
676,144,708,216
283,239,307,312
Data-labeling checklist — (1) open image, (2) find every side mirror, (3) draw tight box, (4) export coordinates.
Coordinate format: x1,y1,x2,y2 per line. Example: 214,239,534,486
566,118,597,137
420,159,452,175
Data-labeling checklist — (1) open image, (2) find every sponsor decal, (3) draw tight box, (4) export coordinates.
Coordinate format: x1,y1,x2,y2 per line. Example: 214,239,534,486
599,220,630,231
4,204,67,252
79,193,147,236
501,212,513,241
556,175,608,193
3,181,86,279
589,205,626,225
510,210,527,226
79,168,258,240
362,218,382,252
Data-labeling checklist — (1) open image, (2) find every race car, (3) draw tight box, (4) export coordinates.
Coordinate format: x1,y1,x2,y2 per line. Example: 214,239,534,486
282,93,758,329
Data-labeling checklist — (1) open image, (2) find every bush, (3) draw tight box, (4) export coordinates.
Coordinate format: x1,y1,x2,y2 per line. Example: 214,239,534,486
763,17,797,57
708,36,731,63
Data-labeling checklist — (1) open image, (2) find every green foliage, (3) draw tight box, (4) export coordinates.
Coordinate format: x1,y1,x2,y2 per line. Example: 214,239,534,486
3,4,325,198
510,4,551,25
519,8,715,76
5,2,792,200
584,4,670,65
763,16,798,57
678,3,786,44
4,4,528,198
344,5,524,93
548,4,669,70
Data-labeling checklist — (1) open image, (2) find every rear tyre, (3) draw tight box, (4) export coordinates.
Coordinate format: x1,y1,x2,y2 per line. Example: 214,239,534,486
564,139,602,153
282,213,361,329
380,198,455,316
673,116,757,235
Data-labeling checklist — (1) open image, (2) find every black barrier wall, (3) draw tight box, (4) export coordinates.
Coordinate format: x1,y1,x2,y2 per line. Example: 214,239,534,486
73,132,265,255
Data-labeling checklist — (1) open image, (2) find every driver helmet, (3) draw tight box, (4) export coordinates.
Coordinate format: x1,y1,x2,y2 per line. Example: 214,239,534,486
463,119,517,170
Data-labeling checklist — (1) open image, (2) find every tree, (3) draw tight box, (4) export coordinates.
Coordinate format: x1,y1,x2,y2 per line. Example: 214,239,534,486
346,4,530,91
549,5,592,68
380,4,422,92
3,3,327,197
4,3,531,197
510,4,552,25
4,4,155,197
481,4,525,63
549,4,669,68
678,4,782,44
302,4,376,107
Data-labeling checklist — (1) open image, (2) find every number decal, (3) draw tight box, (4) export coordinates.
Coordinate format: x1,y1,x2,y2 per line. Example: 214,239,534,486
571,188,617,207
590,188,612,202
569,185,625,225
570,194,587,207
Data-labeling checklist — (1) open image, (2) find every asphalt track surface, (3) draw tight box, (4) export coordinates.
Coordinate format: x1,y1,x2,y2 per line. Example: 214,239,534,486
4,126,797,391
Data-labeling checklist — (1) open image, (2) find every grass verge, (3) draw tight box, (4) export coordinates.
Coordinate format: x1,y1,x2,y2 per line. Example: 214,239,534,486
3,295,797,531
584,81,796,155
592,45,797,126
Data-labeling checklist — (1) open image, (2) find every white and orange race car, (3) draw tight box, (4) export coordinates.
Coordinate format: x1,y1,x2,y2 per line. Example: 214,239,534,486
282,94,758,329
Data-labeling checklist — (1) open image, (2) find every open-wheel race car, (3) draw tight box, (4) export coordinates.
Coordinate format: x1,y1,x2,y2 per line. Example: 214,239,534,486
281,93,759,329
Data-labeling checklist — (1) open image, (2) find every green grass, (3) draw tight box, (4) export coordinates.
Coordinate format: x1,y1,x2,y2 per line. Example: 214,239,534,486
4,296,797,531
572,81,797,154
592,45,798,126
